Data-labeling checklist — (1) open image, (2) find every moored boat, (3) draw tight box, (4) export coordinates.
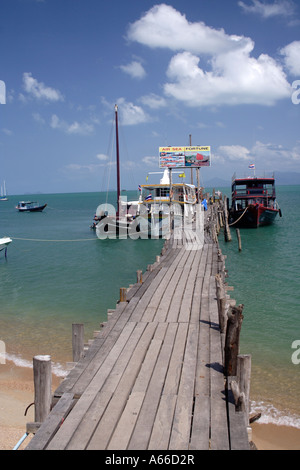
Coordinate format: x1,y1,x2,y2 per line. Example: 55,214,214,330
229,173,281,228
138,168,198,237
16,201,47,212
0,236,12,258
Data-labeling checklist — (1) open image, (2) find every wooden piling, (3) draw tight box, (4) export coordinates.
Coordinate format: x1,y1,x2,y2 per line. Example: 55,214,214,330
223,195,232,242
236,228,242,251
33,355,52,423
72,323,84,362
224,304,244,376
119,287,127,302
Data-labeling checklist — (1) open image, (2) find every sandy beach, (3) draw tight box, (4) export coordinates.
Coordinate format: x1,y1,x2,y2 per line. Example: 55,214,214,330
1,364,300,451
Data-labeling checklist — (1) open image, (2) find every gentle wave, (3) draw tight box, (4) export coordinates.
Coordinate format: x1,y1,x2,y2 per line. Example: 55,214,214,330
1,353,69,378
251,401,300,429
3,354,300,430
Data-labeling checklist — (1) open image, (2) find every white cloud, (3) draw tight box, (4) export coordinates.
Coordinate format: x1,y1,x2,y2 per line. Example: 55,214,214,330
127,4,251,55
139,93,167,109
127,4,291,108
164,50,290,107
218,145,251,161
252,140,300,163
280,41,300,76
116,98,151,125
22,73,64,102
119,61,146,79
50,114,94,135
1,128,13,136
96,153,109,161
216,141,300,168
238,0,296,18
142,156,159,167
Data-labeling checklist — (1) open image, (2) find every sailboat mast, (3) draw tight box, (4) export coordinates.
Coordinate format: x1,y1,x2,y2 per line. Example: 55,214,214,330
115,104,121,217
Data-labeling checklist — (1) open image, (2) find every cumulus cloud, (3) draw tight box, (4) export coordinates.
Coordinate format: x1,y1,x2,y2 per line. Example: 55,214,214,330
215,141,300,168
119,61,146,79
164,50,290,106
22,73,63,101
50,114,94,135
116,98,151,125
238,0,296,18
139,93,167,109
218,145,251,161
280,41,300,76
127,4,251,55
127,4,291,107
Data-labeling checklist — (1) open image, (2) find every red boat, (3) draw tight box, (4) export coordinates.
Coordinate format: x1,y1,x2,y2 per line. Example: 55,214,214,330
229,174,282,228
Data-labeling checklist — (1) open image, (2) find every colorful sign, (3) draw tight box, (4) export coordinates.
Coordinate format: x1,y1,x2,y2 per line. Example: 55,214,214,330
159,146,211,168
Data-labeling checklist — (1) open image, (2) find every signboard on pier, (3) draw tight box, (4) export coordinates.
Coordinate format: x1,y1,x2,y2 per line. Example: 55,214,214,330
159,146,211,169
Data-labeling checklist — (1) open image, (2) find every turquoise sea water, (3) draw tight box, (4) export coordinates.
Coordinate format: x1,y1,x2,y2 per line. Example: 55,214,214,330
218,185,300,427
0,187,299,427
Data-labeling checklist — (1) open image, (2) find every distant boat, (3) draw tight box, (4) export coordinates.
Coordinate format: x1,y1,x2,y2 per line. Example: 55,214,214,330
229,173,282,228
0,181,8,201
16,201,47,212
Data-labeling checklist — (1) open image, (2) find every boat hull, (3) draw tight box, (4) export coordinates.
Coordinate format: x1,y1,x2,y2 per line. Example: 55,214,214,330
229,204,279,228
0,237,12,252
17,203,47,212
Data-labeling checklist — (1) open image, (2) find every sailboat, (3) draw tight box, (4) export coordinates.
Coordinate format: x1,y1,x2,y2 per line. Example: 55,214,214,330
0,181,8,201
94,105,144,239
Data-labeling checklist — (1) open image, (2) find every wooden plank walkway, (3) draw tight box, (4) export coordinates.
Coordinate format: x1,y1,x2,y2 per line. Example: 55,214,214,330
26,210,250,450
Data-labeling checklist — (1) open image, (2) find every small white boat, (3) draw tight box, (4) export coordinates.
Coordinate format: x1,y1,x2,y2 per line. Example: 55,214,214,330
0,237,12,257
0,181,8,201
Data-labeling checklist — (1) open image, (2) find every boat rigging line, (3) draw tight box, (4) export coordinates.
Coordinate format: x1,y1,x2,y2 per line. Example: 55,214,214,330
11,237,98,242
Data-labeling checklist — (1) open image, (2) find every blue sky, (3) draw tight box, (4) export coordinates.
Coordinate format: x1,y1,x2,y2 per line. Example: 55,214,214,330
1,0,300,194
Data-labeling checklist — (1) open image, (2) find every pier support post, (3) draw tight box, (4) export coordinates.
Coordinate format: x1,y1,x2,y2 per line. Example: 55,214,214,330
72,323,84,362
119,287,127,302
33,355,52,423
223,195,232,242
224,304,244,376
236,228,242,251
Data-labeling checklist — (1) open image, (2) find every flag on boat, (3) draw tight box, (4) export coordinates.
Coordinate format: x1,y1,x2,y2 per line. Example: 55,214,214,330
138,185,142,191
145,194,152,201
248,164,255,169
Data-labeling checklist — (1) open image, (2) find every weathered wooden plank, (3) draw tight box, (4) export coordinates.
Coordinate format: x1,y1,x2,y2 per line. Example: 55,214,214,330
189,295,210,450
25,392,75,450
141,249,189,322
53,302,128,398
127,323,179,450
209,276,229,450
226,378,250,450
46,321,138,450
169,323,199,450
85,322,163,450
107,324,169,450
148,322,189,449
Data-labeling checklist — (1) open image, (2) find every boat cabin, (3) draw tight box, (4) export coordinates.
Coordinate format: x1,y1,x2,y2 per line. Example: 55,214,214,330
231,176,276,211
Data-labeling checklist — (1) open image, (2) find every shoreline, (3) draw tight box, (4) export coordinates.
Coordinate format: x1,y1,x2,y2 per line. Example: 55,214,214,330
1,365,300,450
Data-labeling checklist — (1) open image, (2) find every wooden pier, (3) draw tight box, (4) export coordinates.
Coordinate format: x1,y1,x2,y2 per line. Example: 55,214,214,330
25,202,251,451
